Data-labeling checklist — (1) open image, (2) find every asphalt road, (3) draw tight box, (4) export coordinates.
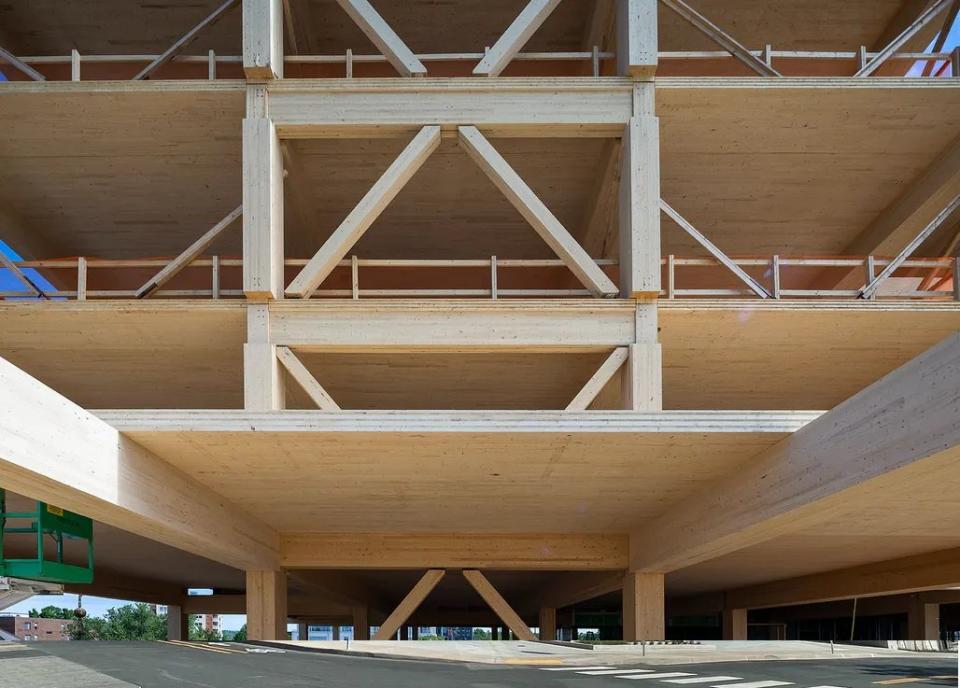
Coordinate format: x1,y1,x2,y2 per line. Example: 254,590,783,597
8,642,959,688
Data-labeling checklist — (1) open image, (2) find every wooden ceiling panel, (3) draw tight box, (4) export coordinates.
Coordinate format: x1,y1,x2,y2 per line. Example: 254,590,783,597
120,425,786,532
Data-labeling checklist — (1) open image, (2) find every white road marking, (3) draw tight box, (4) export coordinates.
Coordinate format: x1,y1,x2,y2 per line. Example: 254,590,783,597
712,682,793,688
579,669,658,676
805,686,849,688
618,673,697,681
541,666,616,671
664,678,744,684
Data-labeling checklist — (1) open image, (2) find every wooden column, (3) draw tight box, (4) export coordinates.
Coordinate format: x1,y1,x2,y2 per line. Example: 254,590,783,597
166,604,189,641
243,98,285,300
619,105,661,298
246,570,288,640
622,571,665,641
722,608,748,640
243,0,284,79
244,304,285,410
332,624,340,641
352,606,370,640
617,0,658,78
297,622,308,640
539,607,557,641
907,597,940,640
622,304,662,410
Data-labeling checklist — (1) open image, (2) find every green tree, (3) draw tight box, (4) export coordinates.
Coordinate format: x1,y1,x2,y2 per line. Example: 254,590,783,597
232,624,247,642
472,628,490,640
69,616,107,641
29,605,75,619
93,603,167,641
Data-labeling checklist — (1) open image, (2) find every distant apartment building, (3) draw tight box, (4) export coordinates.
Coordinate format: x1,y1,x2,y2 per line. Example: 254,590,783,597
198,613,221,635
0,615,71,641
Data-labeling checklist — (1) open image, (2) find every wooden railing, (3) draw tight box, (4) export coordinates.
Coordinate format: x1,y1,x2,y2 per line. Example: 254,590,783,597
3,48,956,81
663,255,960,300
1,255,958,302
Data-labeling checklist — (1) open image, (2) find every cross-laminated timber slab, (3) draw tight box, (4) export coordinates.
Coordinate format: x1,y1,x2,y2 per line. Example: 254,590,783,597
630,333,960,573
0,355,278,571
94,410,816,533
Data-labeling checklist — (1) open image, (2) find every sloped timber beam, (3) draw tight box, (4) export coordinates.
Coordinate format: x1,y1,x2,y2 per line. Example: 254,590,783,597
658,0,780,77
566,347,629,411
463,569,537,641
855,0,953,77
723,547,960,610
134,0,240,80
474,0,562,77
459,126,619,297
286,126,441,298
630,333,960,572
661,200,770,298
0,45,45,81
373,569,444,640
275,346,340,410
859,193,960,299
335,0,427,77
280,533,629,570
826,135,960,292
0,355,279,571
136,205,242,299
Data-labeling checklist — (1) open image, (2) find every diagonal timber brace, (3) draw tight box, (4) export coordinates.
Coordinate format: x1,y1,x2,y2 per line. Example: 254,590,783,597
286,126,442,298
459,126,619,297
276,346,340,410
136,205,242,298
566,347,629,411
855,0,954,77
334,0,427,77
658,0,781,77
473,0,563,77
0,45,45,81
134,0,240,80
859,193,960,300
661,200,771,299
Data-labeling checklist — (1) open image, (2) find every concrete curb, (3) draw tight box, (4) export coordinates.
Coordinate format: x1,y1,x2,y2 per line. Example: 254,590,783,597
244,640,471,665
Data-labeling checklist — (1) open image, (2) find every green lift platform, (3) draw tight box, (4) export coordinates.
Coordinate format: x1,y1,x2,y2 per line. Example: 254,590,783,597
0,489,94,585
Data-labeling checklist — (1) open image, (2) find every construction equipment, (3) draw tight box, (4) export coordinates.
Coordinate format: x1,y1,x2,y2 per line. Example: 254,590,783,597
0,489,94,585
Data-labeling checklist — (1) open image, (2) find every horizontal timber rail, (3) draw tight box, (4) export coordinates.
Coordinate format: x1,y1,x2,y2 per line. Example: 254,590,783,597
1,50,615,81
3,48,957,81
1,255,957,301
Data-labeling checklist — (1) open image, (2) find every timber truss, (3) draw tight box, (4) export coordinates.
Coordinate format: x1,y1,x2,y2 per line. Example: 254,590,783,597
284,126,618,299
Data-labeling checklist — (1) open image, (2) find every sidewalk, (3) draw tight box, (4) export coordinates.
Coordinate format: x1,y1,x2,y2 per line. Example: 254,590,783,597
271,639,951,666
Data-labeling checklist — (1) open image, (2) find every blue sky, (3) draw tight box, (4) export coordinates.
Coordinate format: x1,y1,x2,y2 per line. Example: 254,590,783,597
908,12,960,75
0,239,56,295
